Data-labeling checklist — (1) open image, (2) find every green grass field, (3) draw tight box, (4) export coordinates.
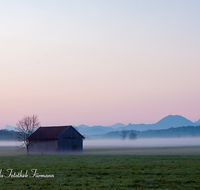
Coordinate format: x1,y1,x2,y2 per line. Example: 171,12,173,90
0,146,200,189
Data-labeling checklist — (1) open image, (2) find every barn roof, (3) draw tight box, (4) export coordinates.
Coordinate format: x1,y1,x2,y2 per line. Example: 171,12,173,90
27,126,83,140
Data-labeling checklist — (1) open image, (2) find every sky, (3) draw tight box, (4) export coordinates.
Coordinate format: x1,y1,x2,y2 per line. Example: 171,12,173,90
0,0,200,128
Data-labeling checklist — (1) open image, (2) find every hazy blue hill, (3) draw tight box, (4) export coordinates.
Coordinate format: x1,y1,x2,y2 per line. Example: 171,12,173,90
155,115,194,129
125,115,196,131
110,123,126,129
76,124,90,129
77,125,114,135
78,115,198,135
194,119,200,124
4,125,16,131
77,123,126,135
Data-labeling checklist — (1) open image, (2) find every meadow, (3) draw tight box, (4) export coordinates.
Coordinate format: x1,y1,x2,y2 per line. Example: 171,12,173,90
0,145,200,189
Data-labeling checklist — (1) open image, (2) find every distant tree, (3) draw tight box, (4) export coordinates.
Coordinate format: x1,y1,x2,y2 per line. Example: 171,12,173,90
15,115,40,151
120,129,128,140
129,132,137,140
177,133,181,138
191,133,196,137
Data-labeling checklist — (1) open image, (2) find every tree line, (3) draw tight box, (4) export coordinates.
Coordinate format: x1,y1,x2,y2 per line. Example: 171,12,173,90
0,130,16,140
104,125,200,139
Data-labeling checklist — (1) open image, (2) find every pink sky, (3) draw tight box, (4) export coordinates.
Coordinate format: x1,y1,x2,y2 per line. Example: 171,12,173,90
0,0,200,128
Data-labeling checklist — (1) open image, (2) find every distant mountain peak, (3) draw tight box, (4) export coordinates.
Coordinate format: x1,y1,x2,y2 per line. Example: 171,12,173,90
195,119,200,124
156,115,193,127
76,124,89,128
5,125,16,131
110,123,126,129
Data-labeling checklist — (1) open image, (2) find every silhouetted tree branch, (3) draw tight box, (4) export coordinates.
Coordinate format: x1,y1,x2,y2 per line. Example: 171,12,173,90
15,115,40,151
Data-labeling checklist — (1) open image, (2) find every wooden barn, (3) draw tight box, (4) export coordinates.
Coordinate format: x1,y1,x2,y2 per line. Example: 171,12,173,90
27,126,84,154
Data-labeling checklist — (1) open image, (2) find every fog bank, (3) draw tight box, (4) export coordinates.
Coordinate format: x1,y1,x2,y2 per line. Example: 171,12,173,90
1,138,200,150
0,141,16,146
83,138,200,149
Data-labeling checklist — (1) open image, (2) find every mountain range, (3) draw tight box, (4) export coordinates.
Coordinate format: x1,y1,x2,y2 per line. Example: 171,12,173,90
125,115,196,131
76,123,126,135
3,115,200,136
77,115,200,136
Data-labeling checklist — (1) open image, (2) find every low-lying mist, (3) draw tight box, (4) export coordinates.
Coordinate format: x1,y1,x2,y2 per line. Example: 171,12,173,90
0,141,16,146
83,138,200,149
0,138,200,150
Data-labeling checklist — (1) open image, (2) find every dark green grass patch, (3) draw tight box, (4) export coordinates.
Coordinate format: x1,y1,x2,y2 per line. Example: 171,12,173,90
0,154,200,189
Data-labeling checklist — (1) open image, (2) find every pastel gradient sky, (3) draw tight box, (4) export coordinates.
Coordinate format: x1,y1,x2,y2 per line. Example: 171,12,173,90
1,0,200,128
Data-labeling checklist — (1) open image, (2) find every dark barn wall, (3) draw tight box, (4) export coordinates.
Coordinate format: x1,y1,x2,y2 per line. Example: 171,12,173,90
58,127,83,152
28,139,58,154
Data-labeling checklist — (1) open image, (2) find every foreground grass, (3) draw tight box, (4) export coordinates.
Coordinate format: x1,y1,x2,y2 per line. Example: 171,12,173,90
0,148,200,189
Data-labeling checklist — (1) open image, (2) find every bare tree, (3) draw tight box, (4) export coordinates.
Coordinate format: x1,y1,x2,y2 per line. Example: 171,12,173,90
129,132,137,140
16,115,40,151
120,129,128,140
